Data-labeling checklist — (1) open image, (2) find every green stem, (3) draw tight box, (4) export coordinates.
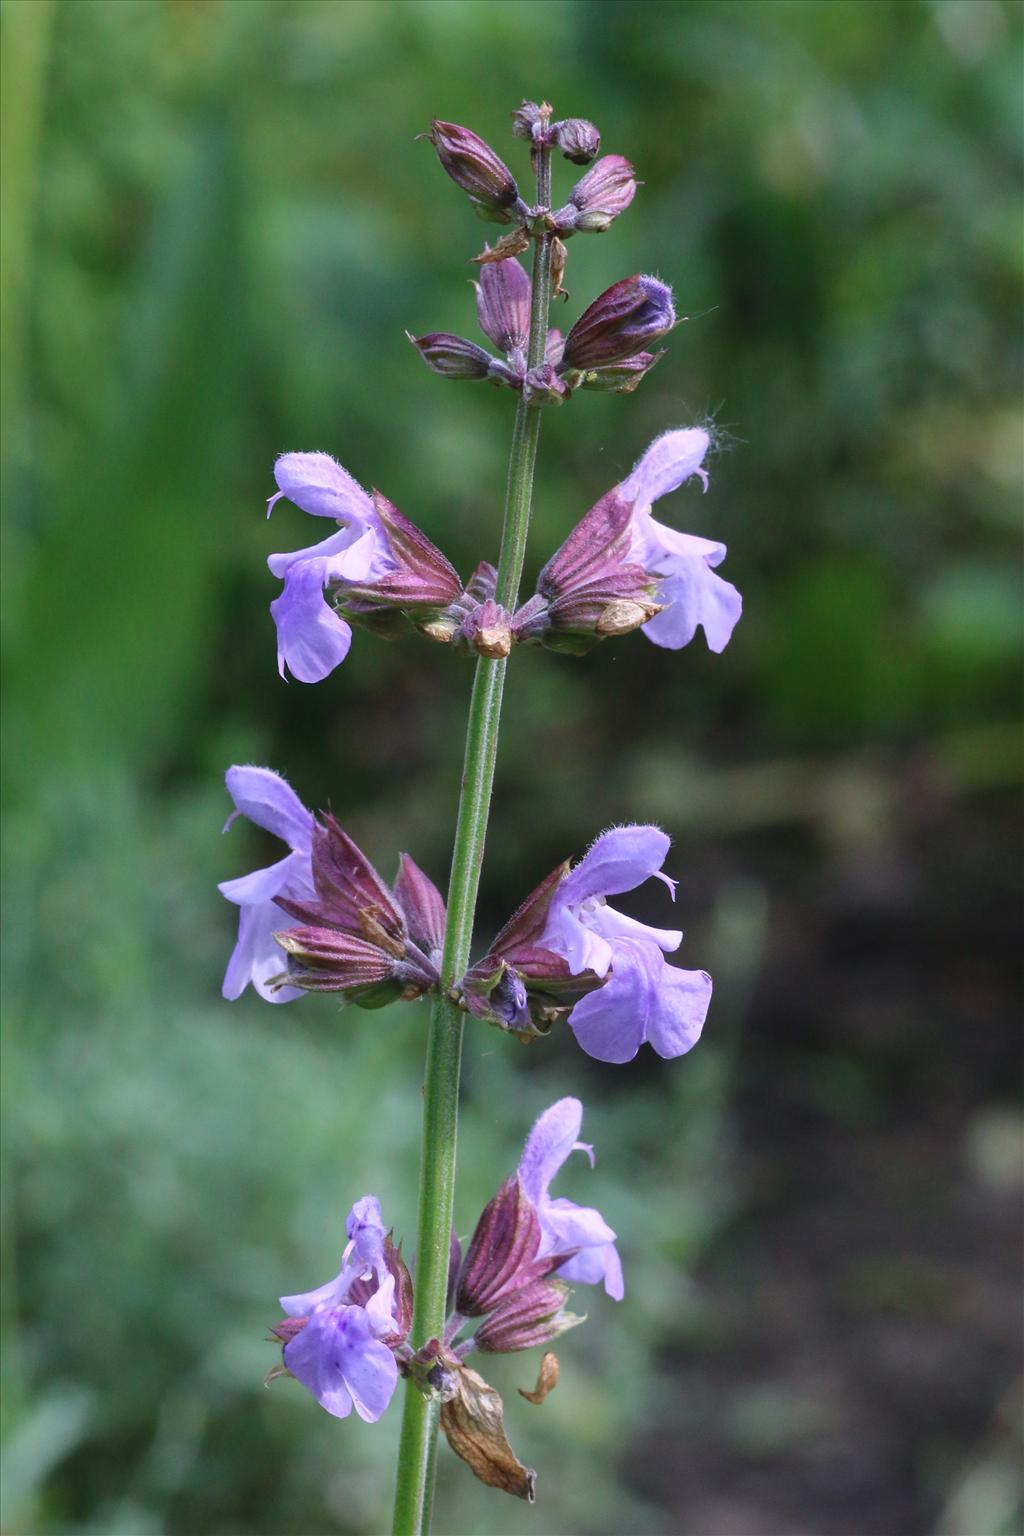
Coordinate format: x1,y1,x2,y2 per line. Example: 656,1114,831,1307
391,136,555,1536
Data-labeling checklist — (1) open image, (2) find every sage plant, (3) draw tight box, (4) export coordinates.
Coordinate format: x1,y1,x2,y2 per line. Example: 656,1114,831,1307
219,101,741,1533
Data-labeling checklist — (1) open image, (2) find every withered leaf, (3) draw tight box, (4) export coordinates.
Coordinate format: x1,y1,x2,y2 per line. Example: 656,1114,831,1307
474,227,530,266
518,1350,559,1405
440,1364,537,1502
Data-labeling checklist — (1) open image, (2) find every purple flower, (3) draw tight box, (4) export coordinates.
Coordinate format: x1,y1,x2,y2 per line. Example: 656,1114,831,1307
275,1196,409,1422
518,1097,623,1300
620,429,743,654
266,453,392,683
539,826,712,1064
218,766,314,1005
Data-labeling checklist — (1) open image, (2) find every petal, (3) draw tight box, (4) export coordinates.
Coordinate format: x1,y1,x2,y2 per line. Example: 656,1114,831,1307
267,523,382,583
218,850,302,908
270,561,354,683
364,1274,398,1337
646,966,712,1059
272,452,373,521
224,767,313,851
556,1240,624,1301
642,541,743,653
618,428,710,512
283,1303,397,1420
566,941,657,1063
559,825,671,906
280,1263,349,1318
540,1195,616,1252
221,896,304,1005
543,904,614,978
346,1196,387,1274
284,1317,354,1418
588,902,682,955
338,1317,399,1423
518,1098,583,1205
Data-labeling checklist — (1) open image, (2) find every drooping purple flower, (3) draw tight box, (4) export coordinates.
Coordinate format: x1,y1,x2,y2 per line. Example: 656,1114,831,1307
518,1097,623,1300
218,766,315,1005
219,771,445,1007
267,454,468,678
538,826,712,1064
620,429,743,654
274,1196,411,1422
266,453,391,683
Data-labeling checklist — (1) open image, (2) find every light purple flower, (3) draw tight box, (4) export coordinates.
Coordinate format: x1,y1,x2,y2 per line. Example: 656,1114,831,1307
218,766,314,1004
539,825,712,1064
620,429,742,654
278,1196,401,1422
267,452,393,683
518,1097,623,1300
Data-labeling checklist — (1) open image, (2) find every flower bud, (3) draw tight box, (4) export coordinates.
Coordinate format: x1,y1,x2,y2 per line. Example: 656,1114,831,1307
555,154,637,235
474,1279,582,1354
273,925,422,1006
408,332,515,386
561,275,675,371
474,257,531,358
577,349,663,393
429,121,523,219
511,100,543,141
552,118,601,165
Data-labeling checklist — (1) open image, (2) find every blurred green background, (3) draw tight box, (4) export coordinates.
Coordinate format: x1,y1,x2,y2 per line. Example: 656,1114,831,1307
2,1,1022,1533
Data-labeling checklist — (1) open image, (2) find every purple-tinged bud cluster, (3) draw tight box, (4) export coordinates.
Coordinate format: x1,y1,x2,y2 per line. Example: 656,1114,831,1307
411,261,672,400
219,767,444,1008
462,825,712,1064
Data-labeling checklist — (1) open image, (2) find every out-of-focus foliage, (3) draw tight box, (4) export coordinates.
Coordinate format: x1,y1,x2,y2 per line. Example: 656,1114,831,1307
2,2,1020,1533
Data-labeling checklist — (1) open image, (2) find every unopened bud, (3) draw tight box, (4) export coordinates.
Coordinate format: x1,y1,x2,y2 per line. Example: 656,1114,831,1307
561,275,675,370
409,332,509,383
555,154,637,235
474,1279,582,1354
511,100,543,141
429,120,523,219
552,118,601,165
474,256,531,358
